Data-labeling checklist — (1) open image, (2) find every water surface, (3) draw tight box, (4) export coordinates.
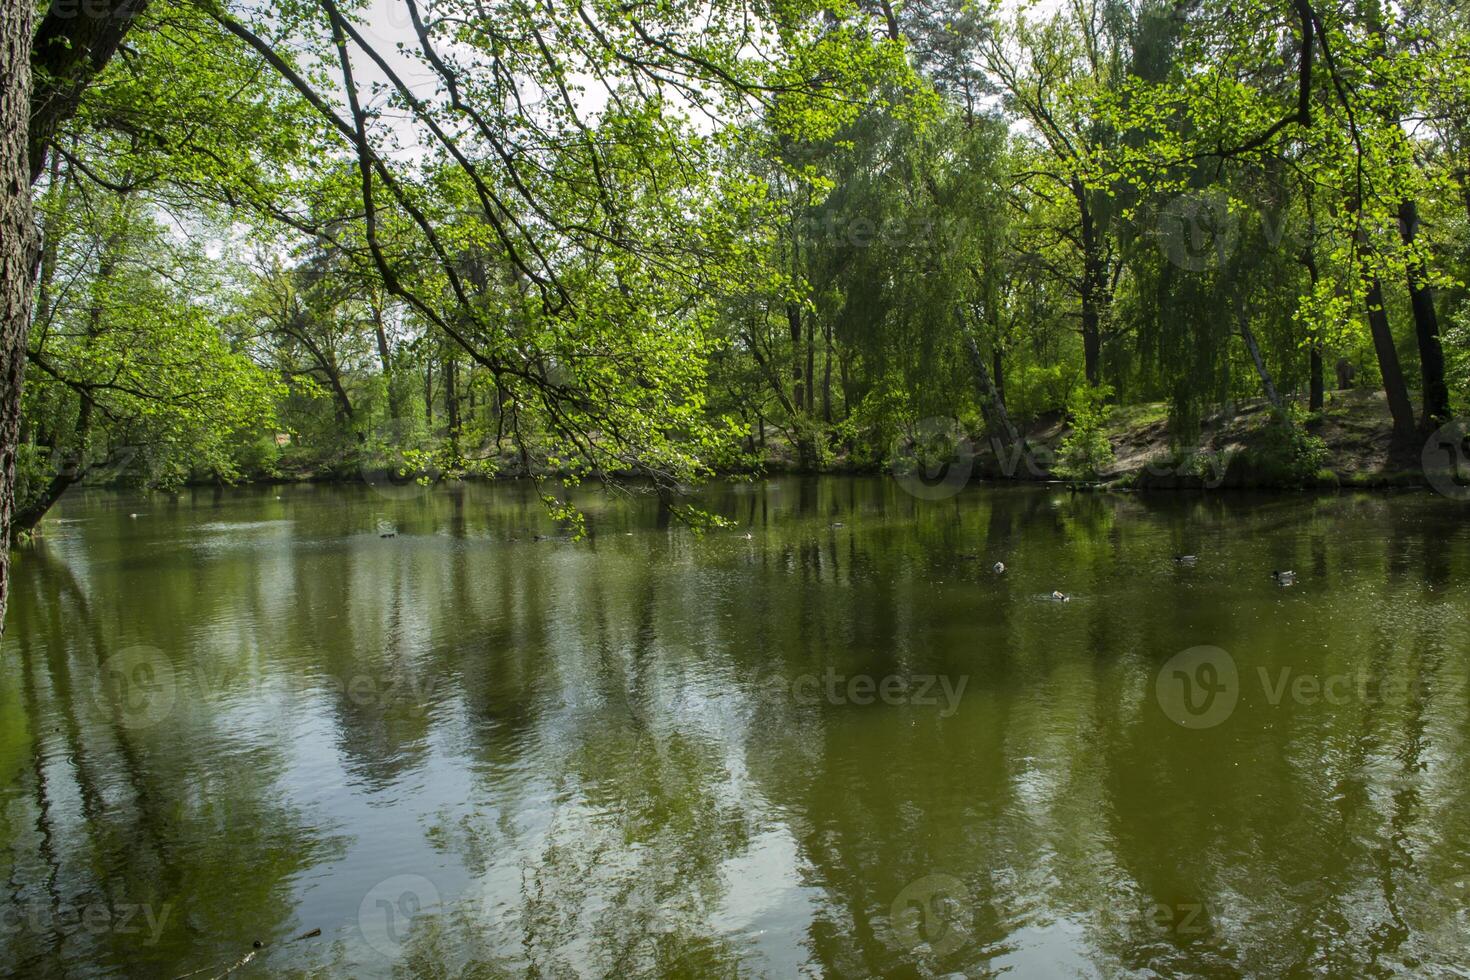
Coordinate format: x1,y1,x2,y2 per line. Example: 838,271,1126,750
3,480,1469,977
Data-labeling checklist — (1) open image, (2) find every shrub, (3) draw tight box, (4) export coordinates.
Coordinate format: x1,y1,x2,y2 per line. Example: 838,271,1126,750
1055,384,1116,481
1237,410,1330,487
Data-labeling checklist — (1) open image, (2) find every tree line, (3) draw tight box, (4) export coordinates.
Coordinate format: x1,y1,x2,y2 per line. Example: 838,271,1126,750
1,0,1467,626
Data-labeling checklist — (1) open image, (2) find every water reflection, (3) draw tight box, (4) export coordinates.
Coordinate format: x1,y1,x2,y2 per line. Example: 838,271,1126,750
2,480,1469,977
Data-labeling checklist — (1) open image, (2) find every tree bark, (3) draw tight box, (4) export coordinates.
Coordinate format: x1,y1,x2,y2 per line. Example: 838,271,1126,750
1,0,38,631
1309,347,1324,413
821,316,832,425
785,301,804,413
444,352,459,440
10,395,91,543
1077,184,1106,387
1300,242,1324,412
369,294,401,420
959,310,1023,464
28,1,150,182
3,0,147,631
1363,276,1417,444
745,328,814,466
804,304,815,425
1237,297,1287,422
1396,199,1450,426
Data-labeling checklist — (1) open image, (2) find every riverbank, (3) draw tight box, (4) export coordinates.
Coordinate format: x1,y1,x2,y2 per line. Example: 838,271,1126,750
791,389,1436,491
214,389,1442,495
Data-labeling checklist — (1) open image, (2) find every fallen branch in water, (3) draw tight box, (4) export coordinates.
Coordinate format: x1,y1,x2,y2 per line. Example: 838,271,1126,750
171,927,323,980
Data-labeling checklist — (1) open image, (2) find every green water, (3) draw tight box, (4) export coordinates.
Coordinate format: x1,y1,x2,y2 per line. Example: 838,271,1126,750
2,479,1469,978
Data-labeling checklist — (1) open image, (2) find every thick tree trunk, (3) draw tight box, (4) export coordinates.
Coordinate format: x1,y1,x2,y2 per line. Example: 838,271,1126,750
10,395,90,543
1,1,38,631
11,469,76,542
3,0,155,629
28,1,150,183
325,365,355,429
1396,199,1450,426
1363,276,1417,444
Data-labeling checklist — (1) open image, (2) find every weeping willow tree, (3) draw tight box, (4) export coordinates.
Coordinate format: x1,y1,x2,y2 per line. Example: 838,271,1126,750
794,104,1019,462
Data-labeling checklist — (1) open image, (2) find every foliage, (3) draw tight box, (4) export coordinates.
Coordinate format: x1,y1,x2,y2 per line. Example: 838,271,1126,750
1055,384,1117,481
10,0,1470,533
1237,413,1332,487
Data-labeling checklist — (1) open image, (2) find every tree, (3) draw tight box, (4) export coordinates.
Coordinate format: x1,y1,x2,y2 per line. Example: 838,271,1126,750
13,170,279,539
2,0,154,630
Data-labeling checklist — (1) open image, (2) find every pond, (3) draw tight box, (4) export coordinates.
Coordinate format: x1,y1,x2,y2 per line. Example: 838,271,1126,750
2,479,1468,977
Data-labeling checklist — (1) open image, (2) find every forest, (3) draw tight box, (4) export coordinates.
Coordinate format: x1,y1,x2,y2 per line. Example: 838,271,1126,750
6,3,1470,973
4,0,1469,565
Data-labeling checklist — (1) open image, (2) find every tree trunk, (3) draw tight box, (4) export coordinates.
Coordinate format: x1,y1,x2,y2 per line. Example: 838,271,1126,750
444,352,460,440
1237,297,1287,422
1309,347,1324,413
746,329,814,466
838,351,852,421
878,0,900,40
804,305,815,426
11,395,92,543
1,0,38,630
11,469,76,542
2,0,147,631
1396,199,1450,426
1300,242,1324,412
959,310,1023,465
785,301,804,413
1363,276,1417,444
369,295,401,420
1077,186,1106,387
821,317,832,425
